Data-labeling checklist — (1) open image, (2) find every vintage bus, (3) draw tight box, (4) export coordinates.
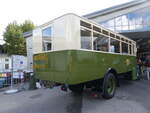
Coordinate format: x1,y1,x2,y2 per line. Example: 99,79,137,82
32,13,137,99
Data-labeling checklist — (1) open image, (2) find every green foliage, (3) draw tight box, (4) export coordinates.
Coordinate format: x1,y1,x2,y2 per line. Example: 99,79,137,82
3,20,35,55
21,20,35,32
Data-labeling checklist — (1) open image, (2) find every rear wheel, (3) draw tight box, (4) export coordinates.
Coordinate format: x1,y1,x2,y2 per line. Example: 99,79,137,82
69,84,84,93
102,73,116,99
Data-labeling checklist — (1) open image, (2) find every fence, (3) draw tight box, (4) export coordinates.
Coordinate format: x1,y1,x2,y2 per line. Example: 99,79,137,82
0,71,30,89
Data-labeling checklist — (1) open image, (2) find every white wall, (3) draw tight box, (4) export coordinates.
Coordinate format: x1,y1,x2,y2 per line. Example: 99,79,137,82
32,14,81,53
0,54,27,73
26,36,33,72
53,14,80,51
32,28,43,54
53,15,69,50
0,54,11,73
69,15,80,50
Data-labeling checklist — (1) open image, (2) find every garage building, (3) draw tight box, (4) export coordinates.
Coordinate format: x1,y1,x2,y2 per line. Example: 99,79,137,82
84,0,150,58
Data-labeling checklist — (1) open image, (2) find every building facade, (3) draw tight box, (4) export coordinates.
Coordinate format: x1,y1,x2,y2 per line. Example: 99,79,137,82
0,54,11,73
84,0,150,57
23,31,34,72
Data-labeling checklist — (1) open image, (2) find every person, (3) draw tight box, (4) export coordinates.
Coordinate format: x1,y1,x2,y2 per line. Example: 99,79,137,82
144,56,150,80
36,79,42,89
137,58,142,79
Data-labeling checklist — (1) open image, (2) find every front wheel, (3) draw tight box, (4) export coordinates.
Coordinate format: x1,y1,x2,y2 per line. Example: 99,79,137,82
102,73,116,99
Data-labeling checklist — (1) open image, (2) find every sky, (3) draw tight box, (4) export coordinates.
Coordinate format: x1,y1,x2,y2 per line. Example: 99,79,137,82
0,0,133,43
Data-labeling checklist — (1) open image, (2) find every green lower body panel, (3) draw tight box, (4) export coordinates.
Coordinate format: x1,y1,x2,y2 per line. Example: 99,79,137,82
33,50,136,85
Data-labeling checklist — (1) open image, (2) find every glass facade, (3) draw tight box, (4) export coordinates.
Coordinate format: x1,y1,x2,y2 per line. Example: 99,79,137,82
100,7,150,32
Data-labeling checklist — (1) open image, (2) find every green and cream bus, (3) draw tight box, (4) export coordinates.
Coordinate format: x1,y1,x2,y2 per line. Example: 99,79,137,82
32,13,137,99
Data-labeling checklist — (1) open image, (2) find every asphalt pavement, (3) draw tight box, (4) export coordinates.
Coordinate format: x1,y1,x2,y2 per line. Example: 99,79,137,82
0,79,150,113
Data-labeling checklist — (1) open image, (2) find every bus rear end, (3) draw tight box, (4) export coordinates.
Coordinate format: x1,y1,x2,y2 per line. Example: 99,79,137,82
33,50,71,84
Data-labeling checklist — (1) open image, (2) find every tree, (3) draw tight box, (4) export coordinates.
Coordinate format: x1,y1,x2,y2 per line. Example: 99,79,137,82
21,20,35,32
3,20,35,55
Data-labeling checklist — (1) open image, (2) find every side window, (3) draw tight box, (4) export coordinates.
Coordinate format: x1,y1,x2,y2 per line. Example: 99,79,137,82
5,64,9,70
43,42,51,51
122,42,128,54
93,26,101,33
93,32,109,52
81,28,92,50
5,58,9,62
110,38,120,53
42,27,51,39
80,21,92,29
42,27,52,51
129,44,132,55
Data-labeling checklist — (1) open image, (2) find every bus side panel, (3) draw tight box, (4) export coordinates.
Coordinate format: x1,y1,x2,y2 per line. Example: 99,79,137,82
67,50,136,84
33,51,71,84
33,50,136,85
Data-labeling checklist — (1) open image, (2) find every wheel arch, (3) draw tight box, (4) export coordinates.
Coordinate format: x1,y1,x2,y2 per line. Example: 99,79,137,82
107,68,117,75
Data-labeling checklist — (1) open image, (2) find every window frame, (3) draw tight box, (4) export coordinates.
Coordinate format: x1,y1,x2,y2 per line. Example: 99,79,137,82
110,38,120,53
5,64,9,70
42,26,52,52
80,20,136,56
93,32,109,52
42,27,52,39
80,26,92,50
